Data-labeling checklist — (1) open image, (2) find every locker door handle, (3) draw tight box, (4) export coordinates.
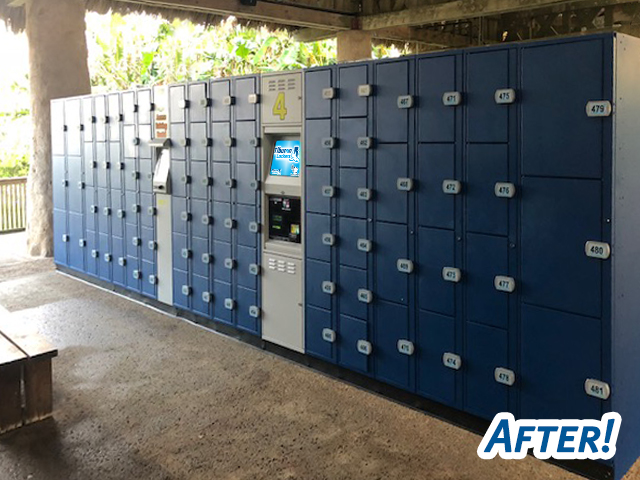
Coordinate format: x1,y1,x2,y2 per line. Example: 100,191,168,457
494,367,516,386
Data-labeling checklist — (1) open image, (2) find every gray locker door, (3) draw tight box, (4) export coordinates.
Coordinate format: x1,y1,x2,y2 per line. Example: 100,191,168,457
375,144,408,224
210,80,231,123
94,95,107,143
67,158,83,213
66,99,82,157
417,310,456,405
339,168,367,219
52,155,67,211
139,159,152,193
84,144,95,187
97,188,110,235
306,305,334,361
96,143,108,189
466,233,509,329
192,274,211,317
82,97,94,143
234,76,257,121
122,91,136,125
107,94,121,142
236,163,257,206
306,213,331,263
86,232,99,277
375,60,410,143
520,305,602,420
110,195,124,238
126,254,140,292
375,301,411,390
141,226,157,264
306,167,331,215
173,268,190,310
375,222,409,304
138,89,152,125
338,217,366,270
212,163,232,202
188,82,208,123
169,85,186,123
306,259,332,310
140,193,154,228
338,315,368,373
338,64,368,118
236,204,258,248
171,124,187,160
191,236,209,279
85,189,96,232
464,323,509,420
418,227,455,317
417,141,457,228
172,233,188,272
236,287,259,334
109,142,122,191
51,101,65,155
69,212,84,272
190,161,208,200
213,240,232,284
139,124,152,159
305,119,331,167
112,237,125,287
466,144,508,236
305,69,332,119
213,280,233,324
189,123,208,161
53,209,68,266
172,197,188,235
339,118,367,168
170,160,187,197
99,233,111,281
211,123,231,162
339,266,367,320
521,39,607,178
123,125,136,160
466,50,510,143
124,221,139,259
190,199,208,240
212,202,232,243
236,121,258,164
237,246,258,290
141,260,157,299
521,177,602,318
418,54,457,143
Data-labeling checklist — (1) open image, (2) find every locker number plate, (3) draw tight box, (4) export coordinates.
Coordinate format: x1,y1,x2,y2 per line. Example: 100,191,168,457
397,95,414,109
322,233,335,246
357,340,372,355
442,180,461,195
249,306,261,318
249,263,261,276
357,239,372,253
397,340,414,356
494,275,516,293
357,137,373,149
224,258,235,269
585,241,610,260
397,178,413,191
322,88,336,100
442,91,462,106
322,328,336,342
442,267,461,283
181,285,192,296
357,84,373,97
495,367,516,386
322,137,336,149
357,289,373,304
322,281,336,295
118,257,126,267
495,182,516,198
585,379,611,400
322,186,335,198
443,352,462,370
357,188,372,201
495,88,516,104
586,101,612,117
247,93,259,104
397,259,414,274
224,298,235,310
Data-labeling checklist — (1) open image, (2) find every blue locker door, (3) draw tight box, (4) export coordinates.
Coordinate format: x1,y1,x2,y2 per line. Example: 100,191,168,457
338,118,367,168
68,212,84,272
52,156,67,211
141,260,156,299
466,233,509,329
171,124,187,161
234,76,257,121
112,237,126,287
375,144,409,224
213,241,232,284
375,222,409,304
210,80,231,123
139,158,152,194
94,95,106,143
339,266,367,321
138,89,152,125
125,256,140,292
374,59,410,143
305,69,332,119
139,193,154,228
306,213,331,263
123,154,137,192
124,221,139,260
122,91,136,125
96,143,108,188
212,201,232,243
466,144,508,236
173,268,190,310
172,233,188,273
192,236,210,279
305,306,334,361
417,311,456,405
211,123,231,162
237,246,258,291
338,64,368,118
305,119,332,167
107,94,121,142
417,54,458,143
237,287,259,334
123,125,136,159
236,204,258,248
51,101,65,156
169,85,186,123
375,301,411,390
109,142,122,191
338,217,366,270
97,188,109,235
67,157,83,213
66,99,82,157
418,227,455,317
190,161,208,200
99,233,111,281
85,188,96,232
306,167,331,215
86,231,99,277
189,123,208,161
236,163,257,206
141,226,156,264
212,163,232,202
306,259,332,310
53,209,67,266
213,280,233,324
83,143,95,187
338,315,368,373
110,194,124,239
521,177,602,318
188,82,208,123
235,121,258,164
464,323,509,420
190,199,208,240
520,305,602,420
521,39,607,178
172,197,188,235
192,274,211,317
466,49,511,143
139,124,152,159
124,192,138,228
339,168,367,219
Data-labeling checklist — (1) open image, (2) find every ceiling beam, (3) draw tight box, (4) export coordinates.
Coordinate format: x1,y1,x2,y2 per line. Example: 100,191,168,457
113,0,354,29
360,0,639,30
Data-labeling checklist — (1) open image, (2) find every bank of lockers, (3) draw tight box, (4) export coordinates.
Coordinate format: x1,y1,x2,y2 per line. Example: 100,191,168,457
53,33,640,479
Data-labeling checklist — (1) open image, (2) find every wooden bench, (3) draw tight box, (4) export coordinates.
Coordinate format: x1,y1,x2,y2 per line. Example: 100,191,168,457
0,319,58,434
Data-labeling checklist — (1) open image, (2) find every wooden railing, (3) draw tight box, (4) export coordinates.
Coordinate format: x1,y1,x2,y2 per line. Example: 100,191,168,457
0,177,27,233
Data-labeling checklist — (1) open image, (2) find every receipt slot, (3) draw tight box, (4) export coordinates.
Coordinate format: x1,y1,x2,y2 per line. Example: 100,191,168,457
260,71,305,353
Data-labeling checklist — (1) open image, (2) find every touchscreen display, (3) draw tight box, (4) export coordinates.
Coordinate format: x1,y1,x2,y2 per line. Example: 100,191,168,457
269,140,301,177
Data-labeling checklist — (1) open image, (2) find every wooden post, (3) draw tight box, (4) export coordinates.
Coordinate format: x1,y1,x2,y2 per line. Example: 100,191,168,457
337,30,372,62
25,0,91,256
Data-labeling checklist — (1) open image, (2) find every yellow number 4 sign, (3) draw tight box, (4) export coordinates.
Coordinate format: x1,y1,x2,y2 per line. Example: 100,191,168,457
272,92,288,121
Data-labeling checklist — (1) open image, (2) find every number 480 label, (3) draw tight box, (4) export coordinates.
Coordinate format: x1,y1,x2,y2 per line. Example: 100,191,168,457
585,241,611,259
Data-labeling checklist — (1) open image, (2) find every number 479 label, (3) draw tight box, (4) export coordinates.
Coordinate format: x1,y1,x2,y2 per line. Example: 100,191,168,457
586,101,612,117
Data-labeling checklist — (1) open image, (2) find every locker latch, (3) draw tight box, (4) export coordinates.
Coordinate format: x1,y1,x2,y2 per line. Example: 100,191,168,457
586,101,612,117
357,289,373,304
224,136,235,147
225,178,236,188
322,88,336,100
201,253,212,264
322,186,335,198
104,253,112,262
442,180,461,195
180,211,192,222
249,306,261,318
222,95,235,106
181,248,192,259
357,84,373,97
224,298,235,310
357,340,373,355
181,285,192,296
585,379,611,400
494,182,516,199
397,259,414,274
224,258,235,269
132,270,141,280
118,257,126,267
224,218,236,229
322,281,336,295
201,215,212,225
442,92,462,106
248,93,260,104
322,233,335,246
397,95,414,109
357,239,372,253
494,275,516,293
443,352,462,370
397,340,414,355
495,89,516,105
357,137,373,149
91,249,99,259
585,241,611,260
148,275,158,285
78,239,86,247
322,328,336,342
249,264,261,276
442,267,461,283
397,178,413,192
202,292,212,303
249,221,260,233
494,367,516,386
357,188,372,201
322,137,336,149
61,234,69,243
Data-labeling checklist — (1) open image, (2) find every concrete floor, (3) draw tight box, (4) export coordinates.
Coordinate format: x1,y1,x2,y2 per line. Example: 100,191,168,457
0,232,638,480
